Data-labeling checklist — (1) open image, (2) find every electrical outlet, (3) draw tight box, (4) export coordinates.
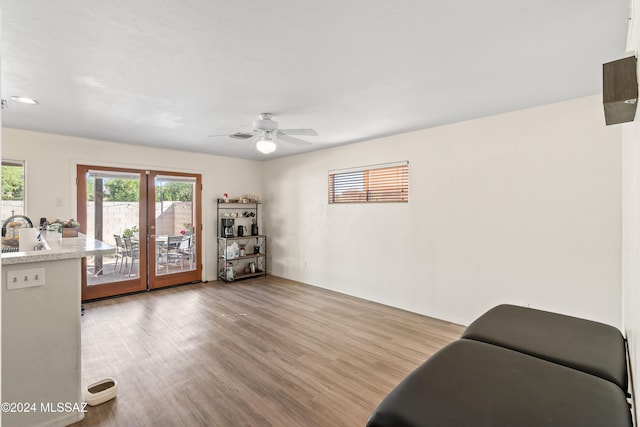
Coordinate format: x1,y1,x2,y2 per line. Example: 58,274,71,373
55,197,63,207
6,268,45,290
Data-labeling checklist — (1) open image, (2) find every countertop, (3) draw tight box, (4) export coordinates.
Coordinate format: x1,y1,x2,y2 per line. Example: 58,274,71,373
1,232,115,265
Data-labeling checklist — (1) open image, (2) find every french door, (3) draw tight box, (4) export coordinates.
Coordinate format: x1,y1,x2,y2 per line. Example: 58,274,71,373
147,170,202,289
78,165,202,300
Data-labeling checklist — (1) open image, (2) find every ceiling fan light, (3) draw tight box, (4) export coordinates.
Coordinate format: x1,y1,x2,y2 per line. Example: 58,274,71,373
256,137,276,154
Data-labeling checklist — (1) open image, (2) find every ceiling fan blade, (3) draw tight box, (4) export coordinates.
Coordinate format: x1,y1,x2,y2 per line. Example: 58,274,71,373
278,134,312,146
230,132,255,139
279,128,318,136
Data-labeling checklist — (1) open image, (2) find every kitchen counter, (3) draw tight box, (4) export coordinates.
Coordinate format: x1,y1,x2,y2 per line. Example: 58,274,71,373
2,232,114,427
1,231,115,265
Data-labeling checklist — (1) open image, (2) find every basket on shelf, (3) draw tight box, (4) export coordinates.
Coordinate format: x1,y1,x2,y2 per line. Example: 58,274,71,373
62,228,79,238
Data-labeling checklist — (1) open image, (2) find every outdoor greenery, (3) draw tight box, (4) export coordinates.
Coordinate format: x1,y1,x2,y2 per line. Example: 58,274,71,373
105,179,139,201
1,164,24,200
156,182,193,202
123,225,139,238
87,178,138,201
87,179,192,202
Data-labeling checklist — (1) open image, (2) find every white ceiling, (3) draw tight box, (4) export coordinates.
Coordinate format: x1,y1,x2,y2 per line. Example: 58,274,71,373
0,1,631,160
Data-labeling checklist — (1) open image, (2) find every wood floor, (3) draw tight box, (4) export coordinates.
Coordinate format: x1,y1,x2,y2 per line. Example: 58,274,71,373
73,276,463,427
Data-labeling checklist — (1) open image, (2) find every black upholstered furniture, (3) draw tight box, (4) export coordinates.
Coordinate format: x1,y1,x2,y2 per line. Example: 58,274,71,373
462,304,628,392
366,305,632,427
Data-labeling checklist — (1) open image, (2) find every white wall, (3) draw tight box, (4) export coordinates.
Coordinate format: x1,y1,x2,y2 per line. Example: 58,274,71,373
2,128,262,281
622,0,640,411
623,119,640,411
1,11,4,410
263,95,622,327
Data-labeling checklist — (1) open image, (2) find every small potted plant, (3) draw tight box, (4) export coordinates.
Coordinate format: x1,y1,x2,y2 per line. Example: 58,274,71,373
61,219,80,238
180,222,194,236
122,226,140,239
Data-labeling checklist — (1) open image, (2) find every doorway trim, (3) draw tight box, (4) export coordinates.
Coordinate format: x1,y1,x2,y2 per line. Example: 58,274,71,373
78,164,202,300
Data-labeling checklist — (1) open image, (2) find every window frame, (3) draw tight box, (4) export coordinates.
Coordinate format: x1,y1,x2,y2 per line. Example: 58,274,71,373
328,161,409,204
1,159,27,220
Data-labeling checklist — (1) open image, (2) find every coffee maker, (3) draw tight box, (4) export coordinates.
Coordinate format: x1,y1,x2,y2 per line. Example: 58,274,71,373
221,218,234,238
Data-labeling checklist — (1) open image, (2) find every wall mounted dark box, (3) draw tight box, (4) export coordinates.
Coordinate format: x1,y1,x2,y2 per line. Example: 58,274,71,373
603,56,638,125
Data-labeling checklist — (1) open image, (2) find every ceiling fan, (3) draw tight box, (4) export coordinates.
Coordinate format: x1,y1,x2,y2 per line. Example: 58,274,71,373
212,113,318,154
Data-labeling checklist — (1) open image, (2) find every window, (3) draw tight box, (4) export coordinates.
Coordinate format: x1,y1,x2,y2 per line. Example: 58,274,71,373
1,160,26,221
329,161,409,204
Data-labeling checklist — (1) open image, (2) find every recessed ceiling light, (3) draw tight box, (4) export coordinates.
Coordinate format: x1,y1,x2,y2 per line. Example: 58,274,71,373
10,96,38,105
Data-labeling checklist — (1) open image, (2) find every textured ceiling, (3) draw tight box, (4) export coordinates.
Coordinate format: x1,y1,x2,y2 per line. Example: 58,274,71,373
0,1,631,160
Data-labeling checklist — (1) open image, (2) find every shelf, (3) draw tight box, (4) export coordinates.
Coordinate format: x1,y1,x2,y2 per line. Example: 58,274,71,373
217,201,266,283
217,201,261,206
218,271,266,281
218,253,265,261
217,235,266,240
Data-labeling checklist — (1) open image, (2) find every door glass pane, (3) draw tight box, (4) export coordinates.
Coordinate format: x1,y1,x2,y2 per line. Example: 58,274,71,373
85,171,141,285
154,175,197,276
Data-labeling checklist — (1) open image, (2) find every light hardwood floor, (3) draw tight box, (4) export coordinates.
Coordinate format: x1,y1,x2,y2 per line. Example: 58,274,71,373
73,276,463,426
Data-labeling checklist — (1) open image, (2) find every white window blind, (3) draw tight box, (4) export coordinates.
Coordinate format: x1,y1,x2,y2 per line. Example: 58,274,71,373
328,161,409,204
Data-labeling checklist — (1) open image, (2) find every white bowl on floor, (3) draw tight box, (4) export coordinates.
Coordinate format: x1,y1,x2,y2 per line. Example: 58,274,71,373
84,377,118,406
